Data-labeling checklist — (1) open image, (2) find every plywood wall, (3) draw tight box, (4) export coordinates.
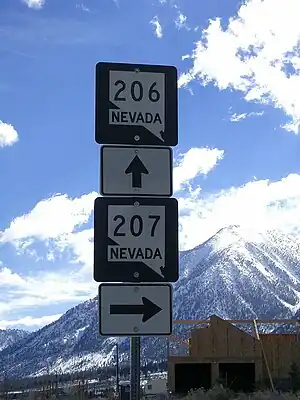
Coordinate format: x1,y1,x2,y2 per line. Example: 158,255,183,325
261,333,300,378
190,315,260,359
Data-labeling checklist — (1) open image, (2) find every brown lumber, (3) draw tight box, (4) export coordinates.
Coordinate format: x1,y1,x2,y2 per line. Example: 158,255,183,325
173,319,299,325
253,319,275,391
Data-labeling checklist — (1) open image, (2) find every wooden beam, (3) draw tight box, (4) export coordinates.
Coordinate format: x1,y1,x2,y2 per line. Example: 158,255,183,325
173,319,300,325
253,319,275,392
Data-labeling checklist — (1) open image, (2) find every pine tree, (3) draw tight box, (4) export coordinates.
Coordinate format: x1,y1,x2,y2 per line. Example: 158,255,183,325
288,361,300,392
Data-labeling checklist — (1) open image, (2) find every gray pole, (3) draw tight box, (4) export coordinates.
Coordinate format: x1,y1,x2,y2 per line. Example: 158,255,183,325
116,342,119,399
130,336,140,400
166,335,170,358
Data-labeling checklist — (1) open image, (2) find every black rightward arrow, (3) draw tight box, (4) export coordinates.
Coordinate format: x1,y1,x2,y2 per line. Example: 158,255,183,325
110,297,162,323
125,155,149,188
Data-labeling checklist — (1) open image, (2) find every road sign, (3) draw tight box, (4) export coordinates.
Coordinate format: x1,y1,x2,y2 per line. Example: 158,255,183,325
94,196,178,282
95,62,178,146
100,145,173,197
99,283,173,336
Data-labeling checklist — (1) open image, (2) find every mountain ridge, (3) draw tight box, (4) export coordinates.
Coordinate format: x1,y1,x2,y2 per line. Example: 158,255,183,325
0,329,30,352
1,225,300,378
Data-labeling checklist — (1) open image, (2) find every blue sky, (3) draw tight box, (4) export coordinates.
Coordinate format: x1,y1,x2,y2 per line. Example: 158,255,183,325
0,0,300,331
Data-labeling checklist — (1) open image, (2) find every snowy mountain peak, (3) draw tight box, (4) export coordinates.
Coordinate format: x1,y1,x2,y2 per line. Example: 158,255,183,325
212,225,265,251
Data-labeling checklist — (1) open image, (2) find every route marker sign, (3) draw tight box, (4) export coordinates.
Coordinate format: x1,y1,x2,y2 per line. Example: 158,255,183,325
99,283,173,336
100,145,173,197
95,62,178,146
94,196,179,283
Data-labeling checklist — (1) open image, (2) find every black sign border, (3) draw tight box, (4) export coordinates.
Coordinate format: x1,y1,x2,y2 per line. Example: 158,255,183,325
95,62,178,146
100,145,173,197
94,196,179,283
98,283,173,336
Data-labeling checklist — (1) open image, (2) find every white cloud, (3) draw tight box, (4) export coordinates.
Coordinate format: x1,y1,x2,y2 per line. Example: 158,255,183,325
0,314,62,330
0,121,19,148
0,265,96,316
173,147,224,192
175,12,189,30
150,16,163,39
178,0,300,133
229,111,264,122
0,192,98,244
22,0,45,9
178,173,300,250
230,113,248,122
76,4,90,12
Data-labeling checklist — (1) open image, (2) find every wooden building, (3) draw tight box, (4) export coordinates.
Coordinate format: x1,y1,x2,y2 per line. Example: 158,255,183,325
168,315,300,394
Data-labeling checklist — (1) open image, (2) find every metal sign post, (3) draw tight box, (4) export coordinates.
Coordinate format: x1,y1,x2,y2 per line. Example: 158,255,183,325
94,61,179,400
130,337,140,400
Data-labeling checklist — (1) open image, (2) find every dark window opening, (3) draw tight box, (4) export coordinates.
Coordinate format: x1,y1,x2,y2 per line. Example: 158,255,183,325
174,363,211,394
219,362,255,392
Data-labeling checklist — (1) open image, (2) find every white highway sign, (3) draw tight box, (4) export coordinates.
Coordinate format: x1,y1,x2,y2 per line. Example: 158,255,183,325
93,196,179,283
100,145,173,197
99,283,173,336
95,62,178,146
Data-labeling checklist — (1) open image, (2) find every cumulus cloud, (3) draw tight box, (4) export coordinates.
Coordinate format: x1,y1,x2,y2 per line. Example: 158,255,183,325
173,147,224,192
0,192,97,244
178,0,300,133
76,4,90,12
175,12,189,30
22,0,45,9
0,265,96,316
229,111,264,122
0,314,62,330
150,16,163,39
0,121,19,148
178,173,300,250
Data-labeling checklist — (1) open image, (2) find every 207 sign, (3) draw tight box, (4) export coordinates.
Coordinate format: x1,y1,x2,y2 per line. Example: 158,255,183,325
95,62,178,146
112,214,161,238
94,196,179,283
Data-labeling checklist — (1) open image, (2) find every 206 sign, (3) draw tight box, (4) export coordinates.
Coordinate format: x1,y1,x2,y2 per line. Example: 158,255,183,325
95,61,178,146
113,80,161,103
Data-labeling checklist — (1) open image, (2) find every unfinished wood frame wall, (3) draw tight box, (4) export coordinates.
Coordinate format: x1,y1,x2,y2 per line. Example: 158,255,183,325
168,316,300,391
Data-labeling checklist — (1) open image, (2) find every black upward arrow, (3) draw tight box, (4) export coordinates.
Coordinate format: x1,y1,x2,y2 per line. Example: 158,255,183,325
125,155,149,188
110,297,162,323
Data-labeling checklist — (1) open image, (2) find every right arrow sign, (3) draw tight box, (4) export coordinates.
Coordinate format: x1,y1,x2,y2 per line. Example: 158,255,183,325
110,297,162,322
99,283,172,336
100,145,173,197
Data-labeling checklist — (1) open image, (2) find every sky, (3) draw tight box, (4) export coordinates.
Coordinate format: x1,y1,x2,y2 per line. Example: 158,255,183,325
0,0,300,331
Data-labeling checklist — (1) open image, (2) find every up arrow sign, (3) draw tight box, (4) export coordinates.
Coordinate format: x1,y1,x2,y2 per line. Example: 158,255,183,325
110,296,162,322
125,155,149,188
100,146,173,197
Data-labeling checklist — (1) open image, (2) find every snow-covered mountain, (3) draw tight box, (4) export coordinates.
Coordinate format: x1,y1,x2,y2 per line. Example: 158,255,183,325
176,225,300,320
1,225,300,378
0,329,29,351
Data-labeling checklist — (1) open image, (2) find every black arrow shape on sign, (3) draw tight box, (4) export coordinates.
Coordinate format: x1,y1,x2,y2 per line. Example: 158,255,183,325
125,155,149,188
110,297,162,323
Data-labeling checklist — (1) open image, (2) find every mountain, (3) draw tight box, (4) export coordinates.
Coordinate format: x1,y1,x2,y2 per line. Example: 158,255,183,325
1,225,300,378
175,225,300,320
0,329,29,351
